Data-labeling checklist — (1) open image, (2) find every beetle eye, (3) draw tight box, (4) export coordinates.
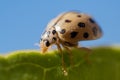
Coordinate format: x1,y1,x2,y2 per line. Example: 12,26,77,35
44,40,50,47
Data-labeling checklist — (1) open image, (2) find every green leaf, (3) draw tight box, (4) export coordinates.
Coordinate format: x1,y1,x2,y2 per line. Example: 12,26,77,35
0,47,120,80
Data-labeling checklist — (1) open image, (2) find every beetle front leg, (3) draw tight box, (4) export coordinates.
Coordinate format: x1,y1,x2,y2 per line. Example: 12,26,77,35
56,43,68,76
62,44,74,67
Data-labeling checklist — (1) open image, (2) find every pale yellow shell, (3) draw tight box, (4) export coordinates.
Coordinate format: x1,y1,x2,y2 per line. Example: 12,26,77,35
40,11,103,53
54,11,102,43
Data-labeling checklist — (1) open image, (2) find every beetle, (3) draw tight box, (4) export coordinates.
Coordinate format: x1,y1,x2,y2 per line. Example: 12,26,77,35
40,11,102,75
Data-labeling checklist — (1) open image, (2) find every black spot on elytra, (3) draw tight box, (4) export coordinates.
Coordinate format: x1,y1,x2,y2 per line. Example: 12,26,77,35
89,18,95,23
92,27,97,36
83,32,89,38
52,37,57,41
45,40,50,47
52,30,56,35
77,15,81,17
65,19,71,23
60,29,66,34
70,31,78,38
78,22,85,28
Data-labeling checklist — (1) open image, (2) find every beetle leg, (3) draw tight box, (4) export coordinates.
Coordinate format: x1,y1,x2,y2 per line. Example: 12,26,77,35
56,43,68,76
62,44,73,67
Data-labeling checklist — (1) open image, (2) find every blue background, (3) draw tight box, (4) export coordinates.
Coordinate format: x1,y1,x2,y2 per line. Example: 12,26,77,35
0,0,120,53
